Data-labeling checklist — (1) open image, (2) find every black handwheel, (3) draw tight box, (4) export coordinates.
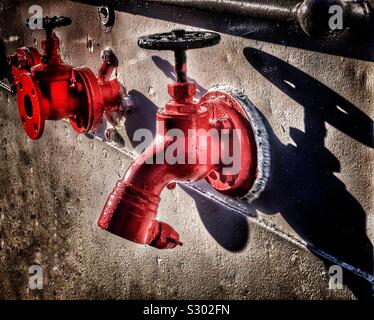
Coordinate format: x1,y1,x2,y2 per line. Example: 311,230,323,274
138,29,221,82
138,29,220,51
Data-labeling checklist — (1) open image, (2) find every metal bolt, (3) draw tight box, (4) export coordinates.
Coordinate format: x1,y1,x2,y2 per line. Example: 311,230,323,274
121,95,135,113
104,127,119,142
101,48,118,67
98,6,115,31
167,182,177,190
215,117,233,130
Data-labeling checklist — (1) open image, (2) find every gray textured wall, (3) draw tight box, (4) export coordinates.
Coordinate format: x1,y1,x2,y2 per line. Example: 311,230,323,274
0,0,373,299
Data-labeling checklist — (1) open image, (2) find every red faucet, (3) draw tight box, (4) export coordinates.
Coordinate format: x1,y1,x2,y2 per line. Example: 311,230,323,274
4,16,130,140
98,30,270,249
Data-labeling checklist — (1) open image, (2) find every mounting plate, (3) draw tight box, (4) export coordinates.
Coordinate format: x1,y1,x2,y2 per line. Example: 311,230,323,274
200,86,271,202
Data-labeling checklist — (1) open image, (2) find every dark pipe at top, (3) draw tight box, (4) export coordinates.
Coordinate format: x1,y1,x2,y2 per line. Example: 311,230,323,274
149,0,301,22
142,0,373,37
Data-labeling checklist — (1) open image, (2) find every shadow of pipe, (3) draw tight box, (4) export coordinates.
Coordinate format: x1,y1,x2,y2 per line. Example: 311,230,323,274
181,184,249,252
244,47,373,148
125,89,158,149
244,48,373,299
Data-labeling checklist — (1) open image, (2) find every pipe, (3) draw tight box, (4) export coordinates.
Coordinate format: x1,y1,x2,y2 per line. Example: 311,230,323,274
148,0,300,22
132,0,373,37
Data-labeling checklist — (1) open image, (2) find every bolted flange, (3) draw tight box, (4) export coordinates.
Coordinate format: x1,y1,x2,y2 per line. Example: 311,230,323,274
70,67,104,134
200,89,259,197
16,73,45,140
202,86,271,203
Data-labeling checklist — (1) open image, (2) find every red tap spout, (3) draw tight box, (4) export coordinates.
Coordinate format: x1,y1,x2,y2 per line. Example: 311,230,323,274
98,91,218,249
98,135,216,249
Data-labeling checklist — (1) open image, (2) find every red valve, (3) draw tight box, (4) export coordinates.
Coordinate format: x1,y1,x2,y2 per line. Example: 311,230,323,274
98,30,270,249
5,16,129,140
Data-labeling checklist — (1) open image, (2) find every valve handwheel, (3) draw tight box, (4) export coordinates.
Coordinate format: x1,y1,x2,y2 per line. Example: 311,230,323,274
138,29,221,51
139,29,220,82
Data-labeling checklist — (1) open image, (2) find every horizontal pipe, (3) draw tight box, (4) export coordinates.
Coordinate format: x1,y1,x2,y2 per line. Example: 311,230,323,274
148,0,300,23
130,0,373,37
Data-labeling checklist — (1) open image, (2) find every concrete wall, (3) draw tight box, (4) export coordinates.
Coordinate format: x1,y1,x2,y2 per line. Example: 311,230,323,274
0,0,373,299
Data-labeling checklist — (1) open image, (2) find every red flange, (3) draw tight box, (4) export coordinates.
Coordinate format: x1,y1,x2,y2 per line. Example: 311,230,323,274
9,47,42,89
69,67,104,133
200,89,258,196
17,72,45,140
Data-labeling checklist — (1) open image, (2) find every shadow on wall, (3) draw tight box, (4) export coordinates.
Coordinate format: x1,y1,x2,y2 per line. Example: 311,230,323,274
67,2,373,296
244,48,373,148
243,48,373,299
74,0,374,62
125,89,158,148
120,49,373,299
182,185,249,252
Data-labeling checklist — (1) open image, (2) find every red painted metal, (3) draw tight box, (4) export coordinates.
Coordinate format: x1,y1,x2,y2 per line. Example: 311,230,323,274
200,90,258,196
8,47,42,89
98,80,258,250
8,17,124,140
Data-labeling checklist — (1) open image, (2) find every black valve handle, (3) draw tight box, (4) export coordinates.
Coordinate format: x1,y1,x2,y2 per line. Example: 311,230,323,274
138,29,220,82
26,16,72,33
138,29,220,51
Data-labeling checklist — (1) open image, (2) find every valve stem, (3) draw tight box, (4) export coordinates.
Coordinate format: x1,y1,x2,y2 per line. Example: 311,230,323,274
174,49,187,83
172,29,188,83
